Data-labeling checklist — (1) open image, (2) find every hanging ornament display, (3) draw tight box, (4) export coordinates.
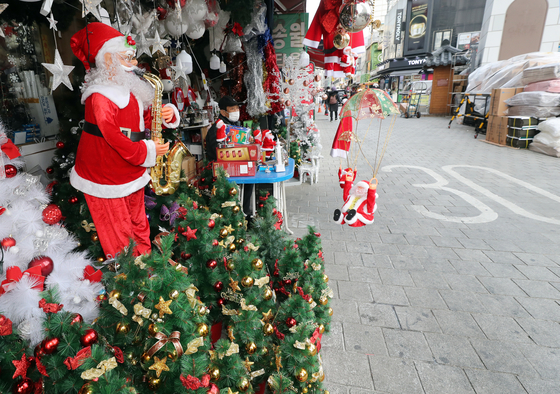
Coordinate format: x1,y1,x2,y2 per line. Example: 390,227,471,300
28,255,54,277
80,0,103,22
42,49,75,91
150,31,169,56
339,1,373,33
4,164,17,178
135,32,152,58
42,204,62,225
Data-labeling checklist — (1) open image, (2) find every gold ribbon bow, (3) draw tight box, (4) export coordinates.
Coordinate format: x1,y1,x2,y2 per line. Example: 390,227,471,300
254,276,270,288
222,305,239,316
147,331,184,358
312,262,322,271
132,303,151,326
184,336,205,355
221,201,236,208
210,213,221,220
321,287,334,298
240,299,257,311
250,369,265,379
218,342,239,359
80,357,117,380
185,284,199,308
109,296,128,316
246,243,259,251
293,338,312,350
134,256,146,269
81,220,96,233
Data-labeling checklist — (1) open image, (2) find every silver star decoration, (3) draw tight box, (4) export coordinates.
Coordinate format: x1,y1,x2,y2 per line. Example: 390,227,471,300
135,32,152,58
80,0,102,21
42,49,75,91
150,30,169,56
171,62,188,82
46,12,58,31
0,4,7,38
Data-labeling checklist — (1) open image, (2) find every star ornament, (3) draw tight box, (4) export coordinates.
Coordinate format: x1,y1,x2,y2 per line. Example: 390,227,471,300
150,30,169,56
42,49,74,91
171,62,188,82
46,12,58,31
182,226,197,241
229,278,240,292
261,309,273,322
149,356,170,377
135,32,152,58
224,225,234,234
80,0,103,21
243,357,254,372
154,296,173,317
12,353,32,379
0,4,7,38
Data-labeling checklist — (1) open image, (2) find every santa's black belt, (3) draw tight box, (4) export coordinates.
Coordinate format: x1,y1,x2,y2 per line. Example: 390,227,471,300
83,121,146,142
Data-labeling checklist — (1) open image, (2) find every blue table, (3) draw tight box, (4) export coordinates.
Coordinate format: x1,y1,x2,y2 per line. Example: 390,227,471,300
231,158,295,234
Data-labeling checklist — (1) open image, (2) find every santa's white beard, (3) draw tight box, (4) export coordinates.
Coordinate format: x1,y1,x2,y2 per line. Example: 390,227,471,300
82,53,154,106
349,185,367,198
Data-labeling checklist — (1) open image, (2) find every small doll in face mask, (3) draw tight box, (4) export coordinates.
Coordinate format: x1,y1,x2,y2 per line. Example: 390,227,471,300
205,95,242,162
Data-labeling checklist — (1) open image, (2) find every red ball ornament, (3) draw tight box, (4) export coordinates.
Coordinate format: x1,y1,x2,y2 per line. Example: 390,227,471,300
34,344,45,359
71,314,83,325
286,317,297,327
42,337,60,354
284,279,292,286
258,203,264,209
213,281,223,292
206,259,218,270
217,298,225,306
80,329,99,346
273,270,279,277
13,377,33,394
42,204,62,225
55,141,65,149
46,167,54,175
272,208,277,215
201,178,206,183
212,239,219,246
1,237,16,249
68,196,78,204
208,219,215,229
180,252,192,260
28,256,54,277
314,232,321,237
4,164,17,178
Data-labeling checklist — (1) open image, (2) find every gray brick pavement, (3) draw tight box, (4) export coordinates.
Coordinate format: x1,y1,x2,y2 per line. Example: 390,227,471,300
285,116,560,393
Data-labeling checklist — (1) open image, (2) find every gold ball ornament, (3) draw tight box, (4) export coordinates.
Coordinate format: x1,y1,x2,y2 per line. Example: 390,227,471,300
283,87,290,94
238,221,243,227
91,233,99,242
263,287,273,300
116,322,130,334
151,313,159,321
333,32,351,49
308,297,314,304
319,296,328,306
167,349,178,362
140,352,151,364
209,367,220,380
232,205,241,214
236,238,245,245
226,259,235,271
219,228,228,238
97,257,105,263
109,290,121,300
319,324,325,334
148,324,159,336
197,305,208,316
241,276,254,288
328,307,333,316
315,75,321,82
169,289,180,300
197,323,209,337
303,80,309,87
251,258,264,270
263,323,274,336
147,376,161,390
174,263,184,272
228,243,237,252
296,368,309,382
246,342,257,354
262,347,268,356
78,383,94,394
302,388,308,394
323,274,329,283
238,377,251,392
308,343,317,356
229,187,238,196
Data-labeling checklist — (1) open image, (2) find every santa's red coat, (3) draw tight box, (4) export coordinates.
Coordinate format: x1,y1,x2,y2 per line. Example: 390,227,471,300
335,177,377,227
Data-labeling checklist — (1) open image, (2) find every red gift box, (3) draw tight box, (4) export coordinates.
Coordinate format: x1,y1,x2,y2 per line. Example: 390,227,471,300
213,161,256,177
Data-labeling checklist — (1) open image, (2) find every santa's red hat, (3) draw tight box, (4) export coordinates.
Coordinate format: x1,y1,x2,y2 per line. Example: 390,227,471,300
355,180,369,189
71,22,136,71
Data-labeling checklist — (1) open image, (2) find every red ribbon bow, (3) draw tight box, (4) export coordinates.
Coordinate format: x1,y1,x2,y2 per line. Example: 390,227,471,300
310,327,323,351
0,314,13,336
180,374,211,390
0,266,44,295
83,265,102,282
36,357,49,377
274,326,285,340
113,346,124,363
297,287,311,302
64,346,92,370
1,139,22,159
0,206,6,216
39,298,63,313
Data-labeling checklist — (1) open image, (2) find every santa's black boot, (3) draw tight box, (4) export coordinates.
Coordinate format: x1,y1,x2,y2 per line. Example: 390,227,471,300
346,209,357,221
333,209,341,221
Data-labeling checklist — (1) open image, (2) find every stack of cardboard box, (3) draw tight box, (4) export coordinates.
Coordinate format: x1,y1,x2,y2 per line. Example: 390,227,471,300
486,88,524,145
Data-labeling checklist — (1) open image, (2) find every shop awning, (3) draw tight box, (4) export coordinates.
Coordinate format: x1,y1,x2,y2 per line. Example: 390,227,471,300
387,70,423,77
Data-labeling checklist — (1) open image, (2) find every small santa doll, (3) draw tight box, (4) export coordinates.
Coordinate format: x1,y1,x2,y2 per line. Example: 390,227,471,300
340,46,356,76
261,129,276,158
338,167,356,188
334,170,377,227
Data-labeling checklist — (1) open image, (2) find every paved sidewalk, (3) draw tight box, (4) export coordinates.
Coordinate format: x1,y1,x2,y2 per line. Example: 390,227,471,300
285,114,560,394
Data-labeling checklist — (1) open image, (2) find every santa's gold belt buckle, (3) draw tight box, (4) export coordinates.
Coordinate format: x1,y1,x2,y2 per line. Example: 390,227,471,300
120,127,132,139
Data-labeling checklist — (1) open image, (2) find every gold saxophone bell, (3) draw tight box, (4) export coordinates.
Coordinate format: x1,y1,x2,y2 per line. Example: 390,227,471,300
143,73,192,195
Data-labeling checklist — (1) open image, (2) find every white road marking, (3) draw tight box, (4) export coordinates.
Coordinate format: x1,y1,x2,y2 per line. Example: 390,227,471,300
382,165,498,223
443,165,560,226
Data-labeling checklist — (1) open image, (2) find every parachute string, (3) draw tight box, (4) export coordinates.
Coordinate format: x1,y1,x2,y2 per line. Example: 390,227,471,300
373,115,397,177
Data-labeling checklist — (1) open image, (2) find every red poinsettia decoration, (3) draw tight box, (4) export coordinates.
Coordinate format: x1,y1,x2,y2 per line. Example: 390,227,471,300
231,22,244,37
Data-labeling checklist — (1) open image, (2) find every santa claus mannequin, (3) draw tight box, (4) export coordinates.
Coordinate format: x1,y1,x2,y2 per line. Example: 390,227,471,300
69,22,180,259
334,171,377,227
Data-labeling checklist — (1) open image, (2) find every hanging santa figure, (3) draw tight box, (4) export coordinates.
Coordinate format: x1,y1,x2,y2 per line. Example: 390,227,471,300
334,170,377,227
261,129,277,158
69,22,180,259
340,46,356,76
338,166,356,188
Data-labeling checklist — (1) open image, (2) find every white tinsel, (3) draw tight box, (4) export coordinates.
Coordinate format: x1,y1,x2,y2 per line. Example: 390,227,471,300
244,38,267,117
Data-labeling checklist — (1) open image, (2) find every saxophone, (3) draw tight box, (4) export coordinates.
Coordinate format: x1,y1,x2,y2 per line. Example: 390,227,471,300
143,73,191,195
